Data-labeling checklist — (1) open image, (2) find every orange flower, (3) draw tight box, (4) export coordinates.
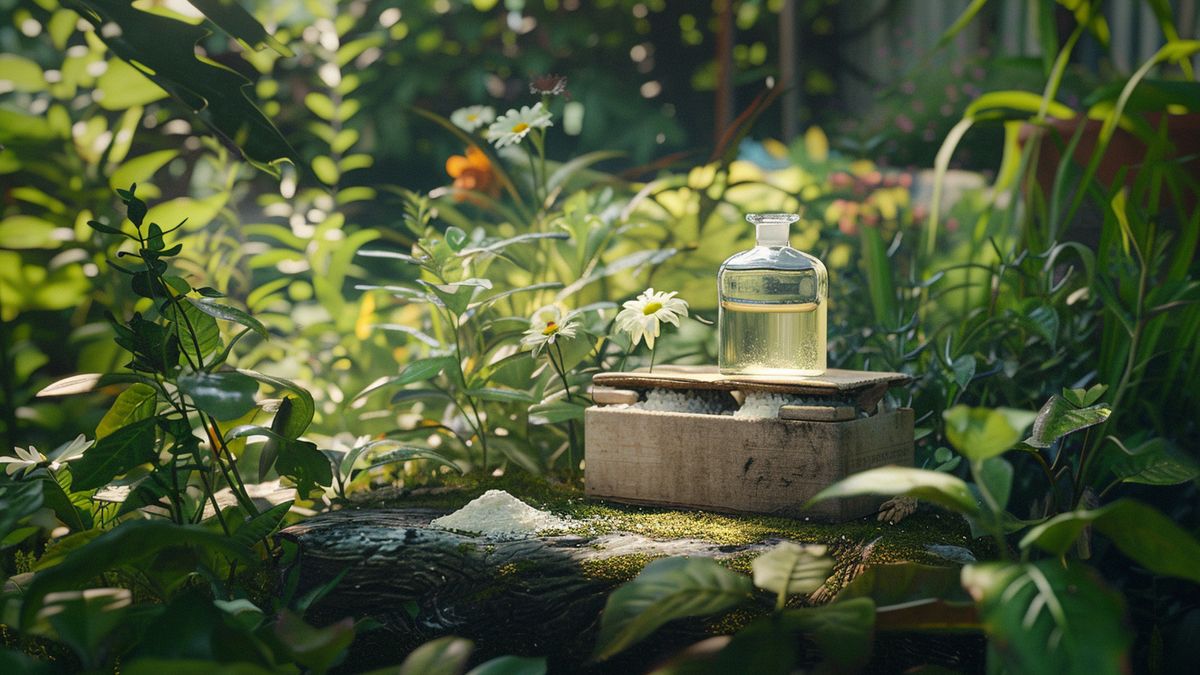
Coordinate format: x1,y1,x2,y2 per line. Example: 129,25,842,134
445,146,499,202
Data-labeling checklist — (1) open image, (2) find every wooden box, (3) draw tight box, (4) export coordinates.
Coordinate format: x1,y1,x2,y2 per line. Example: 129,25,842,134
584,367,914,521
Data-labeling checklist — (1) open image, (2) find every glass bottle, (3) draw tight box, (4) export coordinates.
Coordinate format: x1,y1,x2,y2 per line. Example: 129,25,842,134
718,213,828,376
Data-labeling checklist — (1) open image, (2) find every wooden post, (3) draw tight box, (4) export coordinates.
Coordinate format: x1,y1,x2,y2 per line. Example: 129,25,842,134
780,0,799,143
715,0,735,144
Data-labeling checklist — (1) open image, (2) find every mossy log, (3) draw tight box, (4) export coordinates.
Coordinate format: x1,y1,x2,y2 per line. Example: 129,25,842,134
278,485,986,673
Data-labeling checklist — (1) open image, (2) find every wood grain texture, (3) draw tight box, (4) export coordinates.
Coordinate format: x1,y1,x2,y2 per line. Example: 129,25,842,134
585,408,914,521
592,364,911,395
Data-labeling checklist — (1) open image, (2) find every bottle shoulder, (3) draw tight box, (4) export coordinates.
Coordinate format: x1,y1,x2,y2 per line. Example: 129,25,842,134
720,245,827,274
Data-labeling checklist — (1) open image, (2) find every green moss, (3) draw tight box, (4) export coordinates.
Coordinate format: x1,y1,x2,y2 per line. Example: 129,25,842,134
364,474,987,571
579,553,662,583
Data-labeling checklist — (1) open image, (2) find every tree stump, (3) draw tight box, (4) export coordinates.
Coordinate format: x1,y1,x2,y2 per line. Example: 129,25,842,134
278,486,986,673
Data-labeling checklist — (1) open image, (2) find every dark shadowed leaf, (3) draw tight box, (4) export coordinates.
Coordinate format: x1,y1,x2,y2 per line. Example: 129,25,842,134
1020,499,1200,583
71,418,158,490
273,610,355,673
594,557,752,660
237,370,313,439
961,561,1130,675
398,636,474,675
465,655,547,675
177,371,259,420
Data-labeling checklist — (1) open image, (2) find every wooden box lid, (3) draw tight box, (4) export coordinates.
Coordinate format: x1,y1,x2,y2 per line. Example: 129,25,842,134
592,365,910,413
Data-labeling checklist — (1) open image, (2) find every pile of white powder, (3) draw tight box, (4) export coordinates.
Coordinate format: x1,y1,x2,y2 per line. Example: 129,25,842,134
631,388,733,415
430,489,569,539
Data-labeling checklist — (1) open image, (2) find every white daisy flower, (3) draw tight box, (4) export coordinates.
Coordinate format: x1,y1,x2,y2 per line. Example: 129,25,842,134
1,446,46,477
450,105,496,133
486,103,553,149
47,434,91,470
521,305,578,357
614,288,689,350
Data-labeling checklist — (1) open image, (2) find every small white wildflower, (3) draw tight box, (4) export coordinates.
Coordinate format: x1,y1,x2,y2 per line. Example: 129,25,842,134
47,434,90,471
614,288,689,350
450,105,495,133
486,103,553,149
521,305,578,357
1,446,45,477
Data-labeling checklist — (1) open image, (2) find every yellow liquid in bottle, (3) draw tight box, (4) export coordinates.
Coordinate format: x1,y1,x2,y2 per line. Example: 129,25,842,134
718,267,827,376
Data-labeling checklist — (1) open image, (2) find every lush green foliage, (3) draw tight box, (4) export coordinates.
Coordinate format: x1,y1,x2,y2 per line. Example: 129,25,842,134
3,0,1200,672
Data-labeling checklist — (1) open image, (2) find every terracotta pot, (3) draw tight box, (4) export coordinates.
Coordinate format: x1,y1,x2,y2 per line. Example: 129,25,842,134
1018,113,1200,247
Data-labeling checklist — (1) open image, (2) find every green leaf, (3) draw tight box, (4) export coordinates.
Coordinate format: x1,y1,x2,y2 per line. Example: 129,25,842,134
1020,499,1200,584
594,557,752,661
273,437,332,497
778,598,877,672
187,297,268,339
949,354,975,389
1108,437,1199,485
1024,395,1111,449
73,0,297,173
0,54,47,92
750,541,832,598
95,57,167,110
0,481,46,543
95,383,158,440
185,0,292,56
70,417,158,491
395,356,457,386
32,587,131,668
942,405,1037,461
977,457,1014,512
312,155,339,185
465,655,547,675
527,400,586,425
398,636,474,675
272,610,355,673
177,371,259,420
164,299,220,365
110,150,178,192
19,519,252,626
237,370,314,439
363,446,462,475
231,500,292,551
36,373,151,397
0,216,58,249
465,387,536,404
807,466,980,517
961,561,1130,675
837,562,971,607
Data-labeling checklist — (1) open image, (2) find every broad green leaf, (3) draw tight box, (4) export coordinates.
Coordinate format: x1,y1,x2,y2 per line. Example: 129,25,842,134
942,405,1037,461
807,466,980,517
110,150,178,191
273,436,332,496
164,298,220,365
74,0,296,173
0,54,46,92
465,387,536,404
527,400,586,425
1024,395,1111,448
778,598,877,672
177,371,259,420
977,456,1013,512
94,57,168,110
961,561,1130,675
363,446,462,475
398,636,474,675
96,383,158,440
70,417,158,490
0,481,46,542
1109,438,1199,485
395,356,457,386
1020,499,1200,584
837,563,971,607
185,0,292,56
272,610,355,673
231,500,292,551
0,216,58,249
465,655,547,675
594,557,752,660
33,588,132,668
187,297,268,338
750,541,832,598
19,519,252,626
237,370,314,439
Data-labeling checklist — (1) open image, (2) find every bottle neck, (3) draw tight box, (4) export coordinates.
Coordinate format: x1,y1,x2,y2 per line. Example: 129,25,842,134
755,222,789,247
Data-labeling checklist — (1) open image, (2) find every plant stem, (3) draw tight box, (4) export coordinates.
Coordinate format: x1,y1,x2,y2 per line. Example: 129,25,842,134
551,341,581,478
648,346,657,373
970,460,1012,561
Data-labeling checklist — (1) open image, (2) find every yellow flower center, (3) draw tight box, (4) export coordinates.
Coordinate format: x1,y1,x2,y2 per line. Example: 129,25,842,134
511,122,530,134
542,320,559,336
642,301,662,315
